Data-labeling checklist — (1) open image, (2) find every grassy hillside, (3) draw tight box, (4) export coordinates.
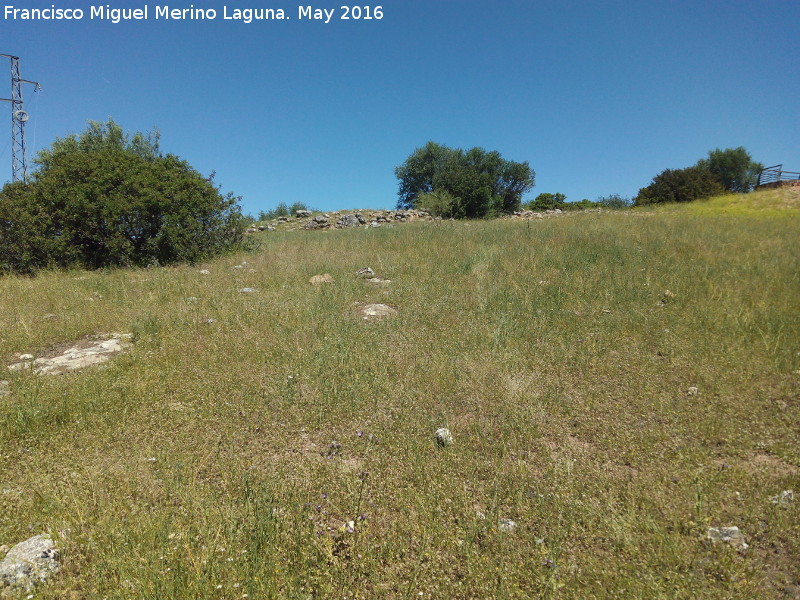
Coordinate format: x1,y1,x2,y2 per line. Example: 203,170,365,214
1,189,798,599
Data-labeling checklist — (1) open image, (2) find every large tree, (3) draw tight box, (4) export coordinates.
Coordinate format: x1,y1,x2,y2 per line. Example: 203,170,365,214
395,142,534,217
696,147,762,193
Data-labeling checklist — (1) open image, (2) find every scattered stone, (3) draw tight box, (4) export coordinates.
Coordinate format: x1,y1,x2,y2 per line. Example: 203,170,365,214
707,526,748,550
357,267,375,278
41,314,58,320
267,225,276,231
185,297,199,303
660,290,676,304
687,386,699,396
313,215,329,224
310,274,334,285
359,303,398,320
18,354,34,361
296,210,312,218
499,519,518,533
199,269,211,275
232,264,244,270
0,534,60,595
238,288,256,294
257,225,266,231
204,318,217,324
368,222,381,228
7,334,133,376
435,427,453,447
366,277,391,286
769,490,794,506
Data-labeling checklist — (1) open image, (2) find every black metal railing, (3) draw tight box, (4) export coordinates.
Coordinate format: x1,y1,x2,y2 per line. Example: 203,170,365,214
756,164,800,188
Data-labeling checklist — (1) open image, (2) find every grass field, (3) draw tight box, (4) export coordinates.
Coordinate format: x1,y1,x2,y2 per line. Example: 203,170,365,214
1,189,798,599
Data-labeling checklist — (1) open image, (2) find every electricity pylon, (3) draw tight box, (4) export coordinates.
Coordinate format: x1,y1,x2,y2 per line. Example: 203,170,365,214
0,54,41,182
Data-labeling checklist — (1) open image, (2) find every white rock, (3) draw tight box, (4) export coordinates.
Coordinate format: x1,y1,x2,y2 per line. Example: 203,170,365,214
18,354,34,361
198,269,210,275
238,288,256,294
8,335,132,376
366,277,391,286
769,490,794,506
357,267,376,278
360,304,397,320
687,386,699,396
435,427,453,447
499,519,518,533
707,526,748,550
0,534,60,595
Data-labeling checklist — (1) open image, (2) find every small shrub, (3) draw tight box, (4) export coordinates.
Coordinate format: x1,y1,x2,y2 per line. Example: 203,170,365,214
416,189,461,218
596,194,632,209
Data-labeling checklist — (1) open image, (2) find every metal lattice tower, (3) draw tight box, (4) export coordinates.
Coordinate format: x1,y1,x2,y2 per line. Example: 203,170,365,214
0,54,41,182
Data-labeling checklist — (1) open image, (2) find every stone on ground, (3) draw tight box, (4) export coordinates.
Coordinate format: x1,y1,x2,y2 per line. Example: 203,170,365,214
310,274,335,285
366,277,391,286
359,304,398,320
7,334,133,376
0,534,60,596
707,526,748,550
435,427,453,447
357,267,375,278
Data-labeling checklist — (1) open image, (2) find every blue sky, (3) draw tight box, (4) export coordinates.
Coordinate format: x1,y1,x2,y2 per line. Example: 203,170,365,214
2,0,799,215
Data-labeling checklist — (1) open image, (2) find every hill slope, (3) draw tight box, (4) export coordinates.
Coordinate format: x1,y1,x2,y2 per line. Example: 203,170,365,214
1,189,798,598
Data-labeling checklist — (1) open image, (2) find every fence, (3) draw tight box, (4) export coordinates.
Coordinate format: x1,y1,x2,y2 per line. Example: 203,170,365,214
756,165,800,188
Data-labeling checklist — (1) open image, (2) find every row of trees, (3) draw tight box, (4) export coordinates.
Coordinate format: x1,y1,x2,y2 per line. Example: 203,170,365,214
0,120,245,275
395,143,762,213
634,147,762,205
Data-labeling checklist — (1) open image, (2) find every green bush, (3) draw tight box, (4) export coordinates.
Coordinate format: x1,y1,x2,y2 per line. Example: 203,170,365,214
634,166,725,206
0,120,245,275
596,194,632,209
523,192,567,211
416,189,460,218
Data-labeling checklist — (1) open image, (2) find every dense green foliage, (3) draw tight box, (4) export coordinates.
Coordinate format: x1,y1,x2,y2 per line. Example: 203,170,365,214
696,146,763,193
635,165,725,206
523,192,567,211
0,120,245,274
258,202,312,221
395,141,535,218
416,189,460,218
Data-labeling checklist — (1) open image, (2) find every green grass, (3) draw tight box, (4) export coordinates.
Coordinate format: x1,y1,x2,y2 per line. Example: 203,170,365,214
1,189,798,599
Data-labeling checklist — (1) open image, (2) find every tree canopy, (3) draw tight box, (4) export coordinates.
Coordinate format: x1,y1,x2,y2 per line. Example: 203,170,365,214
395,142,535,218
696,147,763,193
0,119,245,274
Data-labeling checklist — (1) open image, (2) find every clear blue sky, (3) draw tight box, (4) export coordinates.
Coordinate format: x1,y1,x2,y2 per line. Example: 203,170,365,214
3,0,799,215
